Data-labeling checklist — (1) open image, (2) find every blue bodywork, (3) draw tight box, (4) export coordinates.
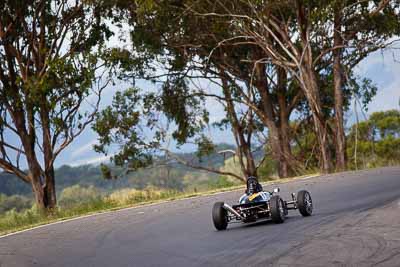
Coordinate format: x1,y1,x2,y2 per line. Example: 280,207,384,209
239,191,271,204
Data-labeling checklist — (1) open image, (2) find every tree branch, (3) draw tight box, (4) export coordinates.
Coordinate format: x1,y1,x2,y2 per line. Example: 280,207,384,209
160,148,244,182
0,159,29,183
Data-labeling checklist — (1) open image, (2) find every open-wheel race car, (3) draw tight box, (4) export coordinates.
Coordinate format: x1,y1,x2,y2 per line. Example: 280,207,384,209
212,177,313,230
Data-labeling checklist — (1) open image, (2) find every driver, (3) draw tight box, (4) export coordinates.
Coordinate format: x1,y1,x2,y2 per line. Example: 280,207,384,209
246,176,263,195
239,176,268,204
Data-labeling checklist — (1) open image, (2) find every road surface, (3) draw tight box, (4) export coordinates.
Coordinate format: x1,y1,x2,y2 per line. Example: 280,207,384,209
1,167,400,267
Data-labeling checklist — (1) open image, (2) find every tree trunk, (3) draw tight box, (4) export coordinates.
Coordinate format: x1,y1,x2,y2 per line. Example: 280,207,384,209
277,104,294,177
26,157,57,210
276,67,298,177
44,168,57,209
241,142,257,177
254,64,290,178
296,0,332,173
21,128,56,211
30,166,46,210
301,66,332,173
41,103,57,209
13,109,50,210
221,74,257,180
30,171,56,211
258,82,287,177
333,7,346,171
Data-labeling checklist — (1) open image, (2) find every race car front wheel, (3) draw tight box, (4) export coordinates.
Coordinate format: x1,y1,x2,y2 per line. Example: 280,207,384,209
212,202,228,230
297,190,313,216
270,195,286,223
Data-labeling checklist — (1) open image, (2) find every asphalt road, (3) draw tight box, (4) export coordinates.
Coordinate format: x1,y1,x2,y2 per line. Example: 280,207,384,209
1,167,400,267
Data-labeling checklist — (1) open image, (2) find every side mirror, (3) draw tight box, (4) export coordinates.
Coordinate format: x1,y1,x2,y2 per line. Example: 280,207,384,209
273,188,280,194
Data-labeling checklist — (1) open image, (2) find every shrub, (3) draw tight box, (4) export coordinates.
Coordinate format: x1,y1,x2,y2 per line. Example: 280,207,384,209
0,194,32,214
59,185,102,208
0,205,42,232
107,187,169,205
206,176,236,189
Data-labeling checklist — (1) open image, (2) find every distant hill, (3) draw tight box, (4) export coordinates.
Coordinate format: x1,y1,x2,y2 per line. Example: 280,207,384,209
0,144,242,197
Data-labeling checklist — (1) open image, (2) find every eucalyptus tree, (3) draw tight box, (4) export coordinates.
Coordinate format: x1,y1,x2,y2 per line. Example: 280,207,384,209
96,0,398,178
329,0,399,170
188,0,399,173
0,0,114,210
98,0,307,178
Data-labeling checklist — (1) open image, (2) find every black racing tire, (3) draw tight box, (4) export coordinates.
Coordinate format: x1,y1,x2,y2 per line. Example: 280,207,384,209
212,202,228,230
297,190,313,216
270,195,286,224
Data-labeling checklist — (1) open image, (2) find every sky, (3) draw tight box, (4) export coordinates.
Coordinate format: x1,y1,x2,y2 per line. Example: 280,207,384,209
3,47,400,168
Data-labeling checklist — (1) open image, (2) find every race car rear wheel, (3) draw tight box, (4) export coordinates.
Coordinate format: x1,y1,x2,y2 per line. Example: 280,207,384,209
297,190,313,216
270,195,286,223
212,202,228,230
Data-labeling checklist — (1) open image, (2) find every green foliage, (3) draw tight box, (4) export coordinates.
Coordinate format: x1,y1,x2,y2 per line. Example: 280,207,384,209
0,0,120,209
93,79,210,170
211,176,236,188
100,164,114,180
161,77,208,144
257,155,278,180
96,0,396,178
195,136,216,160
0,206,44,233
347,110,400,169
375,135,400,160
370,110,400,138
351,78,378,112
93,88,155,169
291,120,320,170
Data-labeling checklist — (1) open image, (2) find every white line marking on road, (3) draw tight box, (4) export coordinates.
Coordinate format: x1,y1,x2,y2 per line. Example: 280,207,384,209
0,187,247,240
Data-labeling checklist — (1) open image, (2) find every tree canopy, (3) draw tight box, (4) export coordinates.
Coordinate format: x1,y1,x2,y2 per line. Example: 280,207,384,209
0,0,115,210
